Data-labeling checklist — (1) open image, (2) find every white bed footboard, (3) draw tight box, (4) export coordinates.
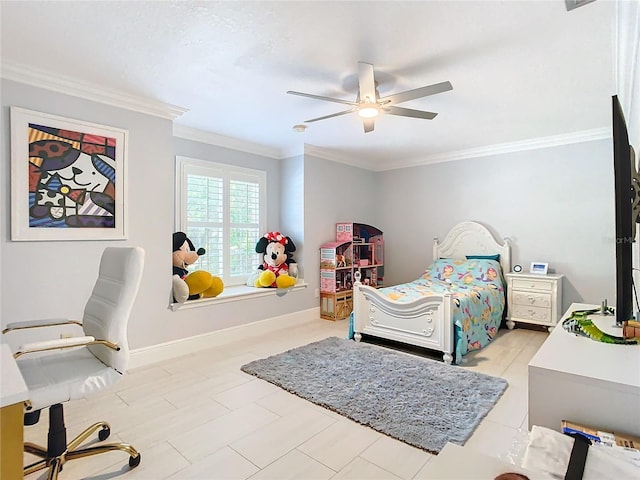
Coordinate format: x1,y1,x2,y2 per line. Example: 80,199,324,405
352,272,454,364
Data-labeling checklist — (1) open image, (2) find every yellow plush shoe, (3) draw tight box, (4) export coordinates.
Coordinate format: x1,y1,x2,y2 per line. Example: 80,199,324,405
255,270,276,287
276,274,296,289
185,270,213,297
202,276,224,297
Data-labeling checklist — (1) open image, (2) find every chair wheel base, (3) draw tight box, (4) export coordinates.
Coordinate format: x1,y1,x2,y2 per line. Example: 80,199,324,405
23,408,141,479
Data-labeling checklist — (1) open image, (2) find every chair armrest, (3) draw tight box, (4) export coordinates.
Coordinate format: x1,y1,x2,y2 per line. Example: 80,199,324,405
14,336,95,358
2,319,83,334
13,336,120,358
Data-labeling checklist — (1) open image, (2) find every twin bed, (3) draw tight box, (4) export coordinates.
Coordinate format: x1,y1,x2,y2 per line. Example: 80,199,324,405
352,221,511,364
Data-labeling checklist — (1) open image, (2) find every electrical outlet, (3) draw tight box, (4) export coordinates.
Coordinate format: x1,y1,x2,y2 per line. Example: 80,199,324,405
314,288,319,298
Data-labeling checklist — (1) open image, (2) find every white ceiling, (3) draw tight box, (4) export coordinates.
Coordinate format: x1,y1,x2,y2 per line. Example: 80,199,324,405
0,1,615,171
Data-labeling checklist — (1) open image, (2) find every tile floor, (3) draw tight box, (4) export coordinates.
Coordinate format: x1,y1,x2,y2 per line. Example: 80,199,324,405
23,317,549,480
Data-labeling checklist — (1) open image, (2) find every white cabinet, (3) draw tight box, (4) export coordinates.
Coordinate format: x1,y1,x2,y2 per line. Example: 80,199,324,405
528,303,640,436
505,273,563,331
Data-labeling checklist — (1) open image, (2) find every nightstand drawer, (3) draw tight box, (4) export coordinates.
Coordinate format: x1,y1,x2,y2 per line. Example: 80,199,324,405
511,278,553,291
511,304,552,322
512,291,551,308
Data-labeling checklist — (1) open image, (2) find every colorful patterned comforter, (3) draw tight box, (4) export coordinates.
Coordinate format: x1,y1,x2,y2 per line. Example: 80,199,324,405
377,258,505,363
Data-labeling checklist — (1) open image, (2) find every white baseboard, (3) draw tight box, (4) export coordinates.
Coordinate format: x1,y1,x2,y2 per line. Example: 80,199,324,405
128,307,320,370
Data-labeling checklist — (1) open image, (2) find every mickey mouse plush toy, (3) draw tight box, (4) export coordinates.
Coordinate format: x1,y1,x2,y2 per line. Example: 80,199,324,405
252,231,297,288
172,231,223,303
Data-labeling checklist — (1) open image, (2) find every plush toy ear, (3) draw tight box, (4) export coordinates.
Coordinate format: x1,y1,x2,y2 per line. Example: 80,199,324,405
173,232,187,252
256,237,270,253
285,237,296,253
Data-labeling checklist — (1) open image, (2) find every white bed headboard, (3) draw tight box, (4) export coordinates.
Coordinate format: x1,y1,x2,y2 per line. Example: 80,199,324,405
433,221,511,273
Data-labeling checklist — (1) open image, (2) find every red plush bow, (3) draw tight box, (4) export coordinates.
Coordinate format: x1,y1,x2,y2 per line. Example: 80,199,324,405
264,231,288,245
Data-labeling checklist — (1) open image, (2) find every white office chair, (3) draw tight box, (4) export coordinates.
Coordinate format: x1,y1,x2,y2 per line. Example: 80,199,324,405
2,246,145,480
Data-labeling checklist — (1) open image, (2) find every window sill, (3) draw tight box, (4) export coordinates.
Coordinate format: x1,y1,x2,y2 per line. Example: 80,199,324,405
169,280,308,311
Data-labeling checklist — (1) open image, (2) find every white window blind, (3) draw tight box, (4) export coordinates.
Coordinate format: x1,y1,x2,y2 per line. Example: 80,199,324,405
176,156,266,286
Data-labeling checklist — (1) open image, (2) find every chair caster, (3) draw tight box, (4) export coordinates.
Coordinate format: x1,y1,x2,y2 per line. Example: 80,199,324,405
98,426,110,441
129,453,141,468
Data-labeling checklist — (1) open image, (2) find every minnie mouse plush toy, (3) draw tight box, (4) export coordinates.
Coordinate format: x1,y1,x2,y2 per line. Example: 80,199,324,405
251,231,297,288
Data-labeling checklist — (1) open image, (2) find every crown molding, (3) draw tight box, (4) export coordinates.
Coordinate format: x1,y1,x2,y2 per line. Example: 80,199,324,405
0,61,188,120
173,124,284,159
306,127,611,172
386,127,611,171
303,144,369,169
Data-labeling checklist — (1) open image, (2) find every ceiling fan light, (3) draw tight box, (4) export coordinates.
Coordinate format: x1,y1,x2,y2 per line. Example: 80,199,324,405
358,104,380,118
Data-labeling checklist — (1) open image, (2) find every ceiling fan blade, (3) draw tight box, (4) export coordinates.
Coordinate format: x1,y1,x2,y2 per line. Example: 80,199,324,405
363,118,375,133
384,106,438,120
304,108,356,123
287,91,357,106
358,62,377,103
379,81,453,105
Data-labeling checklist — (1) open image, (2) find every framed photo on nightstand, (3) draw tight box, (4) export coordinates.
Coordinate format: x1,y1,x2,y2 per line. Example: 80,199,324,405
530,262,549,275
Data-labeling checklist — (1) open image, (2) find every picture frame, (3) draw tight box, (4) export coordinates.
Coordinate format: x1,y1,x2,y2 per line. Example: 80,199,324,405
530,262,549,275
10,107,128,241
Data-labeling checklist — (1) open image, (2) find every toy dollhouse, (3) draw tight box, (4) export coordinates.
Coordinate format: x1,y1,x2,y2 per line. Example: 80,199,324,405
319,223,384,320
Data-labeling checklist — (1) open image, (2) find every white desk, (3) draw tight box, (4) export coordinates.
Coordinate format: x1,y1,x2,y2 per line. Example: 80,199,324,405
528,303,640,436
1,343,27,480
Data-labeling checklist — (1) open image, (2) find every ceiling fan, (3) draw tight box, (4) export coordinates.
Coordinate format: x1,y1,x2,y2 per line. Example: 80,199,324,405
287,61,453,133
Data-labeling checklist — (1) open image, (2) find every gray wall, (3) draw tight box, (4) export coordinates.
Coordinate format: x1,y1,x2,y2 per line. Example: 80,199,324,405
295,154,379,306
376,139,615,312
280,155,304,277
1,79,174,350
0,80,310,351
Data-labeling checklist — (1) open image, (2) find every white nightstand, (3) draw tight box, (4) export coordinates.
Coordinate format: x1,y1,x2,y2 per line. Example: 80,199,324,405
505,272,564,331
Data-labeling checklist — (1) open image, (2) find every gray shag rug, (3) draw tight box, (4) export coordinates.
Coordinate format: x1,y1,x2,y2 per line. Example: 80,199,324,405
241,336,508,454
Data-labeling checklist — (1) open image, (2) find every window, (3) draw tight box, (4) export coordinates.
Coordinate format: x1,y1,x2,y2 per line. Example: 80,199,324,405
175,156,266,286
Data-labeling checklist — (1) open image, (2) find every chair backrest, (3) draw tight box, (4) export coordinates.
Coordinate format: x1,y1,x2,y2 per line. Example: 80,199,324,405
84,247,145,374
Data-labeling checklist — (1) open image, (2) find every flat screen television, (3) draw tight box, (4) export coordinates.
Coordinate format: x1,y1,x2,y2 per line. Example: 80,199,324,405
612,95,635,325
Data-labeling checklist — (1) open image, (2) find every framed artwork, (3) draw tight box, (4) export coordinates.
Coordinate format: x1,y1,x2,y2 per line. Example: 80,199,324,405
10,107,128,241
530,262,549,275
